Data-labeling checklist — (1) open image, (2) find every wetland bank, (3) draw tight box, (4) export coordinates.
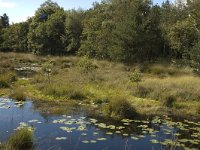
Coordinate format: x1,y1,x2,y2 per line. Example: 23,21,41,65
0,52,200,150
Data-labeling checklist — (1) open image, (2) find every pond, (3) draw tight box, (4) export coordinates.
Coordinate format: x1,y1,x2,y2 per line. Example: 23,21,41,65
0,98,199,150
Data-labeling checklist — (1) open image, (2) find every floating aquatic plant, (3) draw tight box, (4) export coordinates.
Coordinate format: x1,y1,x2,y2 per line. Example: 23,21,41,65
56,137,67,140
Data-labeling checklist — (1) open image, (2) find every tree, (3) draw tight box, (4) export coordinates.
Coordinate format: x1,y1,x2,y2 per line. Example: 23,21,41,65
167,17,199,59
0,13,10,50
62,9,84,54
28,0,66,55
110,0,159,62
79,1,114,59
0,13,9,28
1,22,29,52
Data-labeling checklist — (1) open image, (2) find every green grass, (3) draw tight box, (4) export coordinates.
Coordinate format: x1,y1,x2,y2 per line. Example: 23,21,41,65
6,128,34,150
0,52,200,119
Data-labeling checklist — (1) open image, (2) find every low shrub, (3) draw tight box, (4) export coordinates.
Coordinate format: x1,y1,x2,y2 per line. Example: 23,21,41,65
129,70,142,83
6,128,34,150
77,56,97,73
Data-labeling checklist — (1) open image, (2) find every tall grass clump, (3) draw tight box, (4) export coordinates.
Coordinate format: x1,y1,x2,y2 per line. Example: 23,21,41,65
132,76,200,101
105,96,137,118
0,73,16,88
162,95,176,107
6,128,34,150
10,88,26,101
0,77,9,88
40,83,87,100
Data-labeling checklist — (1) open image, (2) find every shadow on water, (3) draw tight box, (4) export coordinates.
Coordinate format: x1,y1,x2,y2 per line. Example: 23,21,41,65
0,98,199,150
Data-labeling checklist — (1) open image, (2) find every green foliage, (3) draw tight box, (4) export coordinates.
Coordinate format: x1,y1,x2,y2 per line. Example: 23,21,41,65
6,128,34,150
77,56,96,73
79,2,114,59
1,22,29,52
190,41,200,73
167,18,199,59
28,0,66,55
63,10,84,54
129,70,142,83
0,0,199,65
0,13,9,28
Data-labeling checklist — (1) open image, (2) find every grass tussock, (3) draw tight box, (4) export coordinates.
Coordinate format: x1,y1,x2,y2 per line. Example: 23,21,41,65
162,95,176,107
132,76,200,102
10,88,26,101
38,83,87,100
141,64,193,76
0,72,16,88
6,128,34,150
104,96,137,118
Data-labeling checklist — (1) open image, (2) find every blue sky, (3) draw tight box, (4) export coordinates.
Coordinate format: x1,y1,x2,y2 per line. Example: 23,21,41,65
0,0,174,23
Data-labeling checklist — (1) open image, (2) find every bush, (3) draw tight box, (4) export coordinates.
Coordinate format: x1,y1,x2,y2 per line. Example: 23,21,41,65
106,96,137,118
77,56,97,73
129,70,142,84
6,128,34,150
162,95,176,107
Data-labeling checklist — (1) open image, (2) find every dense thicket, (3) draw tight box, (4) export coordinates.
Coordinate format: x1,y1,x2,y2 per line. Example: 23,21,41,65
0,0,199,65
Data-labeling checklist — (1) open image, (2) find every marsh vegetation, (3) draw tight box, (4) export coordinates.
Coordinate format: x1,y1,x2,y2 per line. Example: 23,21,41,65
0,52,200,119
0,0,200,149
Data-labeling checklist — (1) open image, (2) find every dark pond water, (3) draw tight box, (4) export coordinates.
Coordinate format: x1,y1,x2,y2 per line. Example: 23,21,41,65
0,98,199,150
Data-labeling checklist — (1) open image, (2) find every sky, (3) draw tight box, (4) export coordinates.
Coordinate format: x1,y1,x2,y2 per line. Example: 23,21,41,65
0,0,174,23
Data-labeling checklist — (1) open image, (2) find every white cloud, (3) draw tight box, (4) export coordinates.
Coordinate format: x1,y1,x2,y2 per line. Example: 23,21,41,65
0,0,16,8
11,12,34,23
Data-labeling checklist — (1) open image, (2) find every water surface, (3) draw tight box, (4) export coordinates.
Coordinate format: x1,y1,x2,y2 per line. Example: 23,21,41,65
0,98,199,150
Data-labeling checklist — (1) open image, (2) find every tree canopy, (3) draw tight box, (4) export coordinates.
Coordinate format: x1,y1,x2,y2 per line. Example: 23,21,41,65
0,0,199,68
